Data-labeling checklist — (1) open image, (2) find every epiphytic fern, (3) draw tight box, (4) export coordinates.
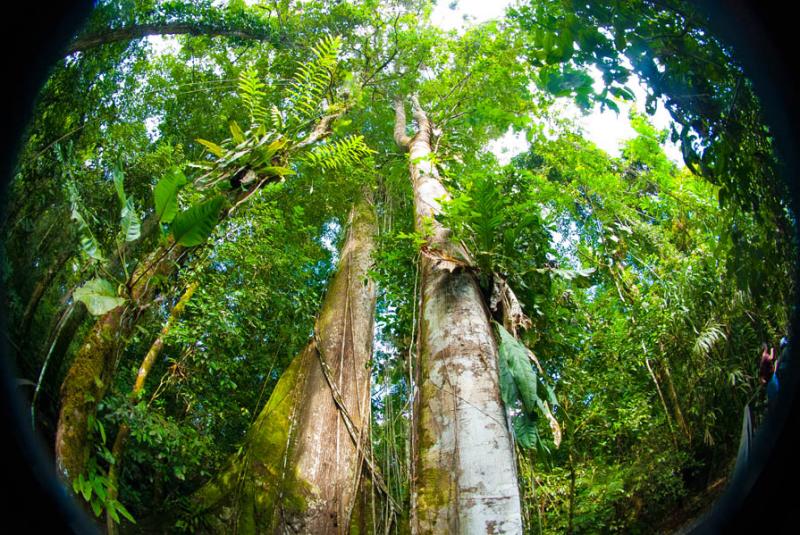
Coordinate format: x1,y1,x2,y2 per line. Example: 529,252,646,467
286,35,341,125
300,135,374,171
192,36,351,191
238,69,268,127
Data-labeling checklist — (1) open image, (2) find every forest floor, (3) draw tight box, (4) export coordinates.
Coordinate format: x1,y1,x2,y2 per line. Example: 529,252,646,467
656,477,728,534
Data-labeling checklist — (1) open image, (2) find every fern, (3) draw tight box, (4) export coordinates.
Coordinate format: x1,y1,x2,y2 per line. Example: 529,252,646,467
287,35,342,124
301,135,373,171
692,319,727,358
238,69,268,127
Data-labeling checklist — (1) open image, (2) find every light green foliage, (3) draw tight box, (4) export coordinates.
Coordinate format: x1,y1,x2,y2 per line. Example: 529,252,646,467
301,135,374,171
74,278,127,316
68,182,106,263
74,414,136,523
286,35,341,123
114,170,142,243
237,69,268,127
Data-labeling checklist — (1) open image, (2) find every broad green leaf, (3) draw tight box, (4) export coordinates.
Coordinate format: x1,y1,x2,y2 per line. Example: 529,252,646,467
498,339,519,406
74,278,127,316
120,197,141,242
154,168,187,224
91,499,103,517
68,182,105,262
91,476,106,500
196,138,225,158
79,476,92,502
115,500,136,523
496,323,539,414
113,168,126,204
107,502,120,523
72,207,106,262
170,196,225,247
513,412,539,449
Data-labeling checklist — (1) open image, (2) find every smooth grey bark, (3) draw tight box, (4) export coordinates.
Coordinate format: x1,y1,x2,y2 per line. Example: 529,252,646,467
394,96,522,534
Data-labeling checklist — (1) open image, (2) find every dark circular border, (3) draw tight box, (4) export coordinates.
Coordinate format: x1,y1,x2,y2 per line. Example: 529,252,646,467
1,1,797,533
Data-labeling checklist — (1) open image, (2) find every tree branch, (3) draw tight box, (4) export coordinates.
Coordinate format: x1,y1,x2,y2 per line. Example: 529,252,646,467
66,22,283,56
393,96,412,149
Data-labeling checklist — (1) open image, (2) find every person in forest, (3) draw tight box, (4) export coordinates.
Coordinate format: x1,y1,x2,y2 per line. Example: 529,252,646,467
759,342,776,387
776,336,791,383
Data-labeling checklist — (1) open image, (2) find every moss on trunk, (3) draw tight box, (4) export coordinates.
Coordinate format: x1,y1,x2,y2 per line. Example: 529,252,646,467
55,243,184,483
190,195,378,533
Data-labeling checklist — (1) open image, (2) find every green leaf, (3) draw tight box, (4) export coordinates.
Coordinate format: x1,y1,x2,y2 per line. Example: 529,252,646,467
496,323,539,414
74,278,127,316
120,197,141,242
107,502,120,523
170,196,225,247
91,476,106,501
115,500,136,523
541,380,558,409
229,120,245,144
91,499,103,517
97,419,106,444
498,338,519,406
68,182,105,262
196,138,225,158
79,476,92,502
73,473,85,496
154,168,188,224
113,168,126,204
513,412,539,449
260,166,295,177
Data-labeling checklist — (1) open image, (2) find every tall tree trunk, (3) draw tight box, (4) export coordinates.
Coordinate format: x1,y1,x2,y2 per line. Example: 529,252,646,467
394,96,522,533
55,242,185,482
33,212,160,434
659,355,690,441
193,193,380,533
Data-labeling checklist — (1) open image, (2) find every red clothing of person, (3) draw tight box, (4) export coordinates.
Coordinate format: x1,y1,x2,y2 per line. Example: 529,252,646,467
760,347,775,385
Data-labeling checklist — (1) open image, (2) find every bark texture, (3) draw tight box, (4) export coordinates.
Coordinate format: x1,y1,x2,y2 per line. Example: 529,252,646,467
193,195,378,534
394,96,522,534
55,242,185,482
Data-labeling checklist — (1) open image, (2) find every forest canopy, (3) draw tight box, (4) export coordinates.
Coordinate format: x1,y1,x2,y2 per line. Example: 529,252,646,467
2,0,797,533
